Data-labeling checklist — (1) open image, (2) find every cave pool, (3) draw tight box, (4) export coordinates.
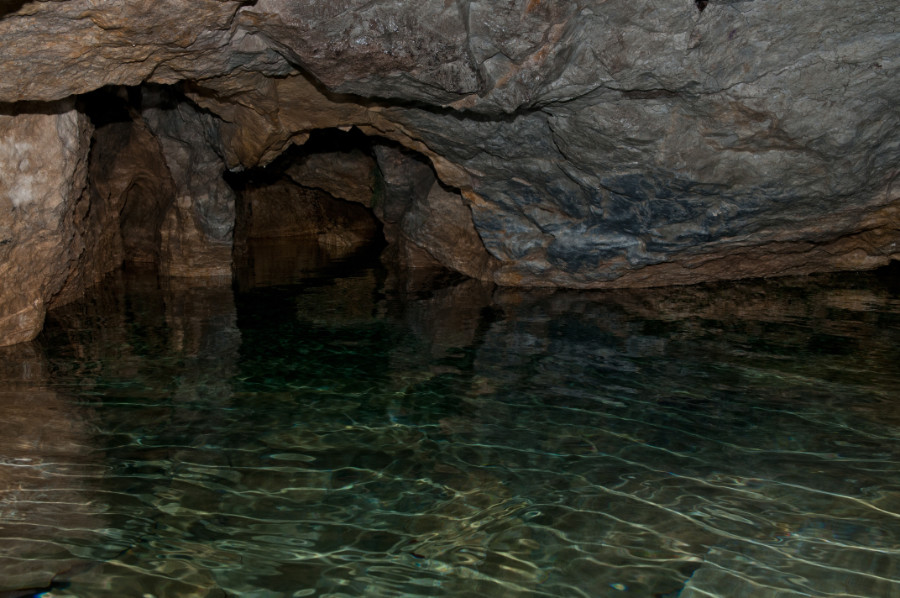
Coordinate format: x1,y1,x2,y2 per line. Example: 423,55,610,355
1,240,899,598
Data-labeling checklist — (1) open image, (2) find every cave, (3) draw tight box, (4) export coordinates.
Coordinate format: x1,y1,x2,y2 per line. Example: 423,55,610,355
226,128,389,289
75,85,396,282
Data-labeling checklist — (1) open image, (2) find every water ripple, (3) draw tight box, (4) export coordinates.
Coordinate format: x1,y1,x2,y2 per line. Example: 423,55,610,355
3,261,900,596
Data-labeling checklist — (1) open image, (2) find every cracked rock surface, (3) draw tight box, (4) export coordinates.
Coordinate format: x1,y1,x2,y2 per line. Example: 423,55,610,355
1,0,899,344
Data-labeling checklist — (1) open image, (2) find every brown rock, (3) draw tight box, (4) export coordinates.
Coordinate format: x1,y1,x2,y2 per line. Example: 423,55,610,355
0,0,275,102
397,181,500,280
1,0,899,348
238,178,379,248
53,113,177,306
0,104,92,346
285,149,376,207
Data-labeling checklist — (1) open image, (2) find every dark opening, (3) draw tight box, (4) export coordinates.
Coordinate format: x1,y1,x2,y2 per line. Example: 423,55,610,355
75,87,454,291
78,86,174,267
225,128,390,289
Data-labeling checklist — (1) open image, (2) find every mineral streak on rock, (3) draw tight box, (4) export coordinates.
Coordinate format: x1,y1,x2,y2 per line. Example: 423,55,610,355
1,0,899,345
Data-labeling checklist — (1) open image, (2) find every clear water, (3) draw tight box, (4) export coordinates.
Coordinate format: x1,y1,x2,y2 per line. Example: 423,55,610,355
2,240,899,598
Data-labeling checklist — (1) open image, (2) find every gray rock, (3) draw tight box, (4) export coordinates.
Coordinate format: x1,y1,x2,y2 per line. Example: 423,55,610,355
142,90,236,278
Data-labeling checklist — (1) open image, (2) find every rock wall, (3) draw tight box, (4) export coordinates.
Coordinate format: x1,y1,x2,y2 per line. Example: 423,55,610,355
142,90,236,278
52,98,176,306
0,103,92,345
1,0,899,344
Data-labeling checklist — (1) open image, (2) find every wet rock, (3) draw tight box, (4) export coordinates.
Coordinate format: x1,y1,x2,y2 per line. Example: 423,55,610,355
142,91,235,277
230,141,382,257
372,144,499,278
0,0,897,349
372,145,435,236
100,120,176,266
0,104,92,346
285,149,377,207
237,178,379,248
397,181,501,279
52,111,177,306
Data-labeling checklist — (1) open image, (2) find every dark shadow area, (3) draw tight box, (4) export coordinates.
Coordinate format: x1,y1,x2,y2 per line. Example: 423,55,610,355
225,125,482,290
76,86,143,127
225,127,407,291
0,98,75,116
871,259,900,294
0,0,29,19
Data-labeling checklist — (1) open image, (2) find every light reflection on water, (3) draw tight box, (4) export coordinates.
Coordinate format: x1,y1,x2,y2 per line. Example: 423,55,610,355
1,241,900,597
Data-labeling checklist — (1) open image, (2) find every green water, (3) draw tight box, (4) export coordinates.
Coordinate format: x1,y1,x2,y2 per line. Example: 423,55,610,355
2,242,899,597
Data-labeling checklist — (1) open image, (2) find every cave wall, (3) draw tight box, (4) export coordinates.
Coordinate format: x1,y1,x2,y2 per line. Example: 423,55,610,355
0,103,92,345
1,0,899,345
142,90,236,278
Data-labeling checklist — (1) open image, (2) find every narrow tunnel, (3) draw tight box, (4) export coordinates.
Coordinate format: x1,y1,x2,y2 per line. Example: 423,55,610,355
225,128,390,289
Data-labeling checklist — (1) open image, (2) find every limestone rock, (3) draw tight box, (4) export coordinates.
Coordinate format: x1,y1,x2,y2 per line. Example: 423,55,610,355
396,180,500,279
370,143,499,277
96,120,175,265
236,177,379,248
52,109,178,306
372,144,435,241
234,0,480,104
284,149,377,207
142,91,235,278
0,0,289,102
182,0,900,287
0,104,92,346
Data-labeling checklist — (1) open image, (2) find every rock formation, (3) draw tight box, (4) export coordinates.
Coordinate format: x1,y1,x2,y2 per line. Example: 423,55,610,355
0,103,92,345
1,0,899,345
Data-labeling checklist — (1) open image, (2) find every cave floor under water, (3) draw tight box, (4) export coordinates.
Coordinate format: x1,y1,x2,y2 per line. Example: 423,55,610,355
2,241,900,598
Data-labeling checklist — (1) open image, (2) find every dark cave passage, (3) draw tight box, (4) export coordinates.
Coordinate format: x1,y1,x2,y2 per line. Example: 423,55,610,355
79,86,175,268
226,128,387,262
73,88,425,282
225,128,390,289
69,83,487,300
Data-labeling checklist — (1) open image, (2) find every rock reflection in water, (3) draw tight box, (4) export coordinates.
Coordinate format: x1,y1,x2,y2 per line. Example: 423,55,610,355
1,244,898,597
0,344,107,592
23,266,241,597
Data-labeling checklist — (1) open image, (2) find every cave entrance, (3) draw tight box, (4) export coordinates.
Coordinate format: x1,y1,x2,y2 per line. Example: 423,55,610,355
227,128,385,288
227,127,438,289
74,85,481,294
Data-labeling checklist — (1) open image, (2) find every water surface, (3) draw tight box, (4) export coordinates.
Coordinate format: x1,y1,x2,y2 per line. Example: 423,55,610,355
2,242,899,597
